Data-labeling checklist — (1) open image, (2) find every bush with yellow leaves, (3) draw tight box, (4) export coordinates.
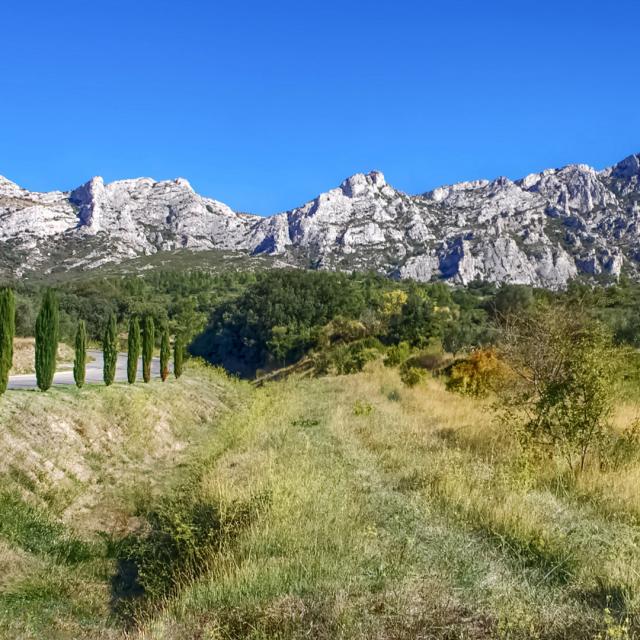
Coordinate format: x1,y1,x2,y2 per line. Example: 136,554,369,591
446,348,506,397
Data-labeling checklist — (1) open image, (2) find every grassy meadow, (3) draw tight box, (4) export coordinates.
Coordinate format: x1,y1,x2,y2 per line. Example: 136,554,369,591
2,359,640,638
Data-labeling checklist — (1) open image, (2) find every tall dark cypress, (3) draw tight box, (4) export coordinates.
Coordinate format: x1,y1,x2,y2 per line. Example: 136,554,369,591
127,316,141,384
173,333,184,379
73,320,87,388
142,316,155,383
35,289,59,391
160,327,170,382
103,313,118,386
0,288,16,394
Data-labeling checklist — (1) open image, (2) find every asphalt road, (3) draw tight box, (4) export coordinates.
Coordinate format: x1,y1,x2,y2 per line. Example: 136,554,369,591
7,350,165,390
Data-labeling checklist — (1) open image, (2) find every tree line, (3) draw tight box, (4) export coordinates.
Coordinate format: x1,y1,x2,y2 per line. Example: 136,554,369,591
0,288,185,393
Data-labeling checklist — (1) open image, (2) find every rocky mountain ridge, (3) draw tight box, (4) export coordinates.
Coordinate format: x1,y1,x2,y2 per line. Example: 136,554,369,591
1,152,639,287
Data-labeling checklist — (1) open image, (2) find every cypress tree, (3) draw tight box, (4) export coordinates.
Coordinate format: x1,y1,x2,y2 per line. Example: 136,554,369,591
160,327,170,382
102,313,118,386
35,289,59,391
174,333,184,379
142,316,155,383
0,288,16,394
73,320,87,388
127,316,141,384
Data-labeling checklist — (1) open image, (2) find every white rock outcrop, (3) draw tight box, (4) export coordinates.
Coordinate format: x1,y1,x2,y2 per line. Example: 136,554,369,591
1,153,640,287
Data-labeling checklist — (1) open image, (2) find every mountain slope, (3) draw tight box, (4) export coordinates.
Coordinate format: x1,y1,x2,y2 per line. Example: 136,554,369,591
2,153,639,286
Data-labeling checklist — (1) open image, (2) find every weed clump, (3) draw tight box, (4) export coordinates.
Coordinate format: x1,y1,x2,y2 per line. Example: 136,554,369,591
400,365,425,388
115,487,269,612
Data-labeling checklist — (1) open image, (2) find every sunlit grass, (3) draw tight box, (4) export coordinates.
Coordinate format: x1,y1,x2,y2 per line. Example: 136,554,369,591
3,361,640,638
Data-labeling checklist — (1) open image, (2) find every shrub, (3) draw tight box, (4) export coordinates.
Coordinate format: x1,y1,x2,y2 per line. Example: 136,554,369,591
35,289,59,391
383,341,411,367
331,338,383,375
318,316,369,347
446,348,505,397
353,400,373,416
0,288,15,394
498,305,618,474
73,320,87,388
127,316,141,384
387,389,401,402
118,489,267,605
400,365,425,388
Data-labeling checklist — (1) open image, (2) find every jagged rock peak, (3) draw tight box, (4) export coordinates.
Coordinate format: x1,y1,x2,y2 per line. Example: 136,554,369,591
340,170,386,197
602,153,640,179
2,151,640,287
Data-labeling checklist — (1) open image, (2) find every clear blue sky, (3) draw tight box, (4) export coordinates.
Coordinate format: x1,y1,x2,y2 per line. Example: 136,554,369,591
2,0,639,215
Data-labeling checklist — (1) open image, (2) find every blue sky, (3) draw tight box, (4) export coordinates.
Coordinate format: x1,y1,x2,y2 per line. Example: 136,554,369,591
1,0,639,215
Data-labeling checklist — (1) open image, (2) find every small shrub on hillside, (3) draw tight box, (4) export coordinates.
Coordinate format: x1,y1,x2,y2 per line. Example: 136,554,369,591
446,348,505,397
353,400,373,416
400,365,425,388
316,337,384,376
318,316,369,347
117,488,268,606
291,417,320,428
387,389,401,402
383,341,411,367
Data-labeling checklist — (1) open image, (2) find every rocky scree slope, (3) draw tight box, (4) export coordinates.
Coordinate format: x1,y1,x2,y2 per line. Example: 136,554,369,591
1,153,639,287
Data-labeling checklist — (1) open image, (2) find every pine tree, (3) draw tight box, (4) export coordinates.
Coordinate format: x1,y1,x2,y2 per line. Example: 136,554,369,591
73,320,87,388
160,327,170,382
127,316,140,384
142,316,155,383
174,333,184,379
103,313,118,386
0,288,16,394
35,289,59,391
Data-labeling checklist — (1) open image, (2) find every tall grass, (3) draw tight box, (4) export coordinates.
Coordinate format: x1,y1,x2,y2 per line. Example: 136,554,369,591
2,361,640,638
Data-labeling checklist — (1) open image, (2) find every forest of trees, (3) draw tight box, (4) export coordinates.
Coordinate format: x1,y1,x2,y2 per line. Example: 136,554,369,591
4,267,640,385
189,269,640,377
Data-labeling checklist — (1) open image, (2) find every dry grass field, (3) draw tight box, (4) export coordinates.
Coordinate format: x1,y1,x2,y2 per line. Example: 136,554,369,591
9,338,75,375
1,360,640,638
